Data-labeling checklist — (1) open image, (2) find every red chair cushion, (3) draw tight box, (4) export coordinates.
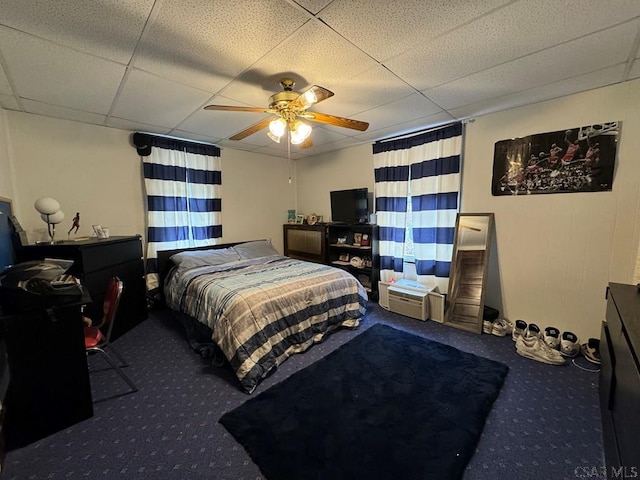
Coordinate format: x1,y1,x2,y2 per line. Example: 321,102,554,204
84,326,104,348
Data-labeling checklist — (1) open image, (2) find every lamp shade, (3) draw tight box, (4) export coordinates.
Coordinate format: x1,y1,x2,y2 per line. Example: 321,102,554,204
34,197,60,215
290,120,312,144
268,118,287,138
41,210,65,224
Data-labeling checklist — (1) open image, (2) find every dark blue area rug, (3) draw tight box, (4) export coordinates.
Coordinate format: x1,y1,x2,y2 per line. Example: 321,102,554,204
220,323,509,480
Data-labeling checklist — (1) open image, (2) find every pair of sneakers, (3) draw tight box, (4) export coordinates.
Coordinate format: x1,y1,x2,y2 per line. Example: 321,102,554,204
513,320,580,358
513,321,566,365
483,318,513,337
543,327,580,358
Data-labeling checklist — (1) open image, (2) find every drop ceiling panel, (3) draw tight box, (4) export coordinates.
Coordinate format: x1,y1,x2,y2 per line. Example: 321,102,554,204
0,93,18,110
0,66,11,95
181,107,271,139
106,117,172,136
357,111,458,143
354,93,446,133
0,0,155,64
171,130,222,145
22,99,106,126
424,22,637,111
386,0,640,91
630,58,640,80
0,27,126,113
319,0,512,61
133,0,310,92
110,69,213,127
293,0,333,15
242,21,378,91
449,65,627,121
0,1,638,159
311,63,416,119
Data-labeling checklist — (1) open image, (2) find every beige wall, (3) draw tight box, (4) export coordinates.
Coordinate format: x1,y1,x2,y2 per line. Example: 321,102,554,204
295,143,374,221
3,78,640,341
0,110,14,200
2,111,293,254
296,79,640,341
462,79,640,340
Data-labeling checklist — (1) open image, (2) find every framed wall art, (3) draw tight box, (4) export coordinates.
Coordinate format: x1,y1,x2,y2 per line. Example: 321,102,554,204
491,122,619,196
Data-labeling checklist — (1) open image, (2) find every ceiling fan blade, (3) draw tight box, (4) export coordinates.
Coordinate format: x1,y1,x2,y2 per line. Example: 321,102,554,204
299,137,314,149
304,112,369,131
229,117,274,140
204,105,269,113
291,85,334,110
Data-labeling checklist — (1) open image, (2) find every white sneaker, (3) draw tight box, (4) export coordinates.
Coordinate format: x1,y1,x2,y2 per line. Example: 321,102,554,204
512,320,527,342
560,332,580,357
483,319,493,334
516,332,566,365
491,318,513,337
543,327,561,350
525,323,541,338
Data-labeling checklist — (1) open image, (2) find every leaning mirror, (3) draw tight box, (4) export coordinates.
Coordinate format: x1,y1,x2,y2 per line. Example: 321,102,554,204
444,213,495,334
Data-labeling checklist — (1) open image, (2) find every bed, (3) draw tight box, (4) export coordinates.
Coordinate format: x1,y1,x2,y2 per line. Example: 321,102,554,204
158,240,368,393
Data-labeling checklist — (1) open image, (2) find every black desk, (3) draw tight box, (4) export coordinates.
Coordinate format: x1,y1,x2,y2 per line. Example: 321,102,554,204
0,290,93,450
18,236,147,340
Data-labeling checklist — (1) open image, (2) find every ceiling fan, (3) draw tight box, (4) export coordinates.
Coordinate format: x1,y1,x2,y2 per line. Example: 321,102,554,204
204,78,369,147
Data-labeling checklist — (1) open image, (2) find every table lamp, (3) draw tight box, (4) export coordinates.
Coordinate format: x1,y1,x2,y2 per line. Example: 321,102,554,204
34,197,65,244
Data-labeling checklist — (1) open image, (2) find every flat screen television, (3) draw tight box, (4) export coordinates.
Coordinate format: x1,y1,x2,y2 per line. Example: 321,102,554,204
330,188,369,224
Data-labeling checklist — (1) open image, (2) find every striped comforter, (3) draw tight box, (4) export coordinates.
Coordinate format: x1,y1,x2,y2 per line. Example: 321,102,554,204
165,255,368,393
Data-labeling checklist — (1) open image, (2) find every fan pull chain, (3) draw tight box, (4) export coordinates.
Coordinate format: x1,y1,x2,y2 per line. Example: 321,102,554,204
288,131,292,184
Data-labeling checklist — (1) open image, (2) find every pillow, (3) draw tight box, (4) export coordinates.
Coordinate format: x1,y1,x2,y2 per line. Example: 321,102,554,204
170,247,241,269
233,240,279,259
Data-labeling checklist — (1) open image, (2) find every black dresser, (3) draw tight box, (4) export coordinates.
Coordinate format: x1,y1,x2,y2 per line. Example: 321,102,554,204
600,283,640,478
18,236,147,339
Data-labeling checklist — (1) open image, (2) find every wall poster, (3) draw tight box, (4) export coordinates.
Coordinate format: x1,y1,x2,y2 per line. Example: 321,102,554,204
491,122,619,196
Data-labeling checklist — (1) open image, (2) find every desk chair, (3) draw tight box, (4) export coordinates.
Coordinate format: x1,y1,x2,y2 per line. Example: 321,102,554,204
84,276,137,399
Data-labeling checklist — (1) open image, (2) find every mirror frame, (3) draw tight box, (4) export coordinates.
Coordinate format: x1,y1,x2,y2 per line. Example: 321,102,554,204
444,212,495,334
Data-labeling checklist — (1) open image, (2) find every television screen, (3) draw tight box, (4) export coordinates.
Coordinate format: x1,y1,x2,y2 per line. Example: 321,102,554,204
330,188,369,224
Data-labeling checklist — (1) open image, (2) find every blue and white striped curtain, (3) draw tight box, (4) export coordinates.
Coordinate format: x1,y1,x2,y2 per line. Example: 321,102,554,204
142,143,222,290
374,123,462,291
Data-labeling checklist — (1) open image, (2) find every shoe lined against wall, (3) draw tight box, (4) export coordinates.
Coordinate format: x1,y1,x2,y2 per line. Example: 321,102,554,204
512,320,527,342
560,331,580,358
516,333,566,365
543,327,561,350
581,338,601,364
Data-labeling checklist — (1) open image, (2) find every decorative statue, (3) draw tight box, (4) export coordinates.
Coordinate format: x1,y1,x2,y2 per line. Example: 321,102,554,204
68,212,80,235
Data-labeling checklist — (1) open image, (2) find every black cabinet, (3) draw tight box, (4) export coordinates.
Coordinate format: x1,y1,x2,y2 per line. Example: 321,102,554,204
18,236,147,340
0,292,93,450
600,283,640,478
283,223,379,298
327,223,379,298
283,224,328,264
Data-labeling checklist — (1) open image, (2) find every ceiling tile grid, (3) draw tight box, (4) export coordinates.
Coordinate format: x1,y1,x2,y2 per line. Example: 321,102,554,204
0,0,154,63
0,26,127,114
0,0,638,159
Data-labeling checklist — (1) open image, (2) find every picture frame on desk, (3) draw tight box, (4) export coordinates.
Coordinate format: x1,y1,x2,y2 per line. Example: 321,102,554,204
353,233,362,246
360,233,370,247
92,224,107,239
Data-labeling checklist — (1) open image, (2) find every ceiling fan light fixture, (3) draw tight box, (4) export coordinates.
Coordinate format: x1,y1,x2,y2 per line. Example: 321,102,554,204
268,118,287,138
290,120,312,145
267,131,281,143
303,90,317,105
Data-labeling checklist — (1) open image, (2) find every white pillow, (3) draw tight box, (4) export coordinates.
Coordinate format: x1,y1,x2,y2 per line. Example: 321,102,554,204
171,247,241,269
233,240,279,259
